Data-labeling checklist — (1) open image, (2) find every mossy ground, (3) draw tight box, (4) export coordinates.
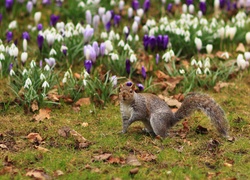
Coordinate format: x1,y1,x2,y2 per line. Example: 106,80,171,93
0,73,249,179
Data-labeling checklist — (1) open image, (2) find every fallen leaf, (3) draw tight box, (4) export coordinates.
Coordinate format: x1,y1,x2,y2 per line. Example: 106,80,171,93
107,157,125,164
182,120,189,132
31,100,39,112
158,95,182,108
27,133,43,144
74,73,82,79
236,43,245,53
195,125,208,134
139,153,157,162
54,170,64,177
70,129,87,143
58,127,71,137
0,166,17,175
75,98,91,106
126,155,141,166
213,81,235,93
93,153,112,161
0,144,8,150
224,162,233,167
32,108,51,122
34,146,50,153
173,93,185,102
155,70,170,80
26,169,50,180
81,122,89,127
175,146,184,152
129,168,139,175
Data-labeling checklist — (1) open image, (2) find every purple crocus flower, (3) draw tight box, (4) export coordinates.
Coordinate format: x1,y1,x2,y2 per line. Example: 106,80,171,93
6,31,13,43
132,0,140,10
85,10,92,25
84,45,97,62
55,0,63,6
45,57,56,67
157,35,163,50
162,35,169,50
26,1,33,13
125,59,130,74
143,34,149,50
83,27,94,43
50,14,60,26
141,66,146,79
9,63,13,71
93,15,100,30
39,60,43,68
92,41,100,57
186,0,193,6
37,34,44,51
105,21,111,32
137,83,144,91
143,0,150,12
126,81,132,86
167,3,173,12
219,0,225,8
114,15,121,26
156,53,160,64
22,32,30,40
149,36,157,51
37,23,43,31
42,0,51,5
226,1,231,11
199,1,206,14
100,42,106,56
0,14,2,23
84,60,92,73
5,0,14,11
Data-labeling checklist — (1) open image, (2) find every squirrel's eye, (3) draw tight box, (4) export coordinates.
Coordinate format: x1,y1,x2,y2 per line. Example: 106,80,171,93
130,90,133,93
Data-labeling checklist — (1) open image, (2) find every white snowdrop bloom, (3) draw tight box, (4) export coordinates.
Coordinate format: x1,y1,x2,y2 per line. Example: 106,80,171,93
244,52,250,61
196,30,202,37
109,53,119,60
221,52,229,59
104,40,113,54
162,52,171,62
10,69,15,76
218,27,225,39
40,73,46,81
0,44,5,52
64,71,70,78
0,53,5,60
23,39,27,52
226,27,237,40
78,1,85,8
127,35,133,41
22,69,28,76
101,32,108,39
108,30,116,41
83,79,87,86
24,78,32,89
204,67,211,74
110,0,115,5
56,34,64,42
8,20,17,29
9,44,19,57
204,57,211,68
34,12,41,24
124,44,131,51
130,53,137,62
182,4,187,13
206,44,213,54
191,59,197,66
62,77,67,83
21,52,28,64
197,60,203,68
49,48,57,56
179,69,185,74
42,81,50,89
194,37,202,51
129,49,134,55
116,33,120,40
245,32,250,45
188,4,195,14
44,64,50,71
118,40,125,47
196,67,202,75
237,54,247,70
135,35,139,41
136,8,144,18
30,60,36,68
132,21,139,34
83,69,89,78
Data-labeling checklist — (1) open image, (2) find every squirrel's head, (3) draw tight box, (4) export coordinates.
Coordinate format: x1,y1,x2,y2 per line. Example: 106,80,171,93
119,82,135,103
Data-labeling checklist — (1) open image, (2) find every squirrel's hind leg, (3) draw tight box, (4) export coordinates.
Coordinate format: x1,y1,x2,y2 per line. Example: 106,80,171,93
150,113,168,138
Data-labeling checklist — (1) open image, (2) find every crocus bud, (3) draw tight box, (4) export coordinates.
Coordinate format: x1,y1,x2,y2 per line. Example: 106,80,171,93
6,31,13,43
23,39,28,51
182,4,187,13
92,41,100,56
137,83,144,91
132,21,138,34
167,3,173,12
46,33,55,47
156,53,160,64
137,8,144,18
50,14,60,26
188,4,195,14
83,27,94,43
26,1,33,13
61,45,68,56
98,7,106,17
199,1,206,14
206,44,213,54
0,14,2,24
125,59,130,74
37,23,43,31
132,0,140,10
128,7,133,18
100,42,106,56
186,0,193,5
141,66,146,79
244,52,250,61
5,0,14,11
194,37,202,52
85,10,92,25
119,0,125,11
110,75,117,87
84,60,92,73
45,57,56,67
22,32,30,40
143,0,150,12
37,34,44,51
34,12,41,24
21,52,28,65
93,15,100,30
114,15,121,26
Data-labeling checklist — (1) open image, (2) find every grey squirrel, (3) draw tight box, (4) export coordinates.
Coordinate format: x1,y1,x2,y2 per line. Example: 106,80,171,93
119,82,230,138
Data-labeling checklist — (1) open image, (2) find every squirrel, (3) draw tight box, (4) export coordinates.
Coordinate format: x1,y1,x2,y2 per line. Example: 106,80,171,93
118,82,230,138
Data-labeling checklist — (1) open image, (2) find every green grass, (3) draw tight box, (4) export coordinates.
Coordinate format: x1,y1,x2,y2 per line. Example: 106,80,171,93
0,74,250,179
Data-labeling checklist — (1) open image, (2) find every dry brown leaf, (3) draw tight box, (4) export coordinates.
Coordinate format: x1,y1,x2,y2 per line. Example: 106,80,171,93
93,153,112,161
26,169,50,180
81,122,89,127
155,70,170,80
27,133,43,143
0,166,17,175
213,81,235,92
34,146,50,153
107,156,125,164
75,98,91,106
126,155,141,166
58,127,71,137
54,170,64,177
236,43,245,53
182,120,189,132
74,73,82,79
70,130,87,143
0,144,8,150
32,108,51,122
139,153,157,162
130,168,139,175
31,100,39,112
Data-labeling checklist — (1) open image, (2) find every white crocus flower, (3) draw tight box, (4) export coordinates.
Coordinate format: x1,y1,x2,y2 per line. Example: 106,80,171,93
104,40,113,54
46,33,55,46
206,44,213,54
245,32,250,45
136,8,144,18
24,78,32,89
21,52,28,64
34,12,41,24
23,39,27,52
244,52,250,61
8,20,17,29
194,37,202,51
188,4,195,14
132,21,139,34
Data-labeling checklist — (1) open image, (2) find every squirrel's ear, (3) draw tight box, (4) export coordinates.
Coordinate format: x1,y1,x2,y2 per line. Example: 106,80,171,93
131,83,135,90
119,84,123,91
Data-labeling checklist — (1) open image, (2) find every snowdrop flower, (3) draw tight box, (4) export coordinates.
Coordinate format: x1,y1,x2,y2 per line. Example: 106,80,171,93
135,35,139,41
204,57,211,68
42,81,49,89
204,67,211,75
24,78,32,89
197,60,203,68
118,40,125,47
22,69,28,76
21,52,28,64
124,44,131,51
245,32,250,45
206,44,213,54
49,48,57,56
8,20,17,29
179,69,185,74
130,53,137,62
162,51,171,62
194,37,202,51
83,79,87,86
136,8,144,18
196,67,202,75
62,76,67,83
109,53,119,60
221,52,229,59
0,44,5,52
227,27,237,40
39,73,46,81
218,27,225,40
101,32,108,39
191,59,197,66
44,64,50,71
127,35,133,41
0,53,5,60
34,12,42,24
237,54,248,70
104,40,113,54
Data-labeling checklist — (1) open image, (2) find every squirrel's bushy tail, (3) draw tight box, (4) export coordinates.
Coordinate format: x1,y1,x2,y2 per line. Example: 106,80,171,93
174,92,229,137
